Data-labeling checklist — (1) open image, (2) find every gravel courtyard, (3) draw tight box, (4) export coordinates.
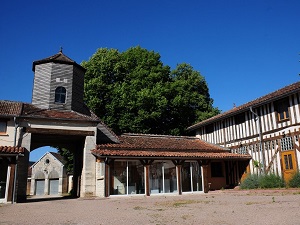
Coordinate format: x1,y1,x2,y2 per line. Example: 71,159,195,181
1,189,300,225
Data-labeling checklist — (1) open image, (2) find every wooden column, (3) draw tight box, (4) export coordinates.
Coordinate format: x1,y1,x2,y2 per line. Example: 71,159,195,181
140,159,153,196
172,159,185,195
104,163,110,197
202,164,209,193
145,164,150,196
104,159,114,197
176,164,182,195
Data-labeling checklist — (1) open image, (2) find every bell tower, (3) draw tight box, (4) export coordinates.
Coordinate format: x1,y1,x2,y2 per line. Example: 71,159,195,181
31,49,87,114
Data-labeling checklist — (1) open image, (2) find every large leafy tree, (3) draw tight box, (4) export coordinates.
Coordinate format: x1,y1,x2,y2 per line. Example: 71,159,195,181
82,46,219,136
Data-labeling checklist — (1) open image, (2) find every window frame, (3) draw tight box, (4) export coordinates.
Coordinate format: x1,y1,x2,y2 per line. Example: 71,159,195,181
275,98,290,122
54,86,67,104
0,119,7,134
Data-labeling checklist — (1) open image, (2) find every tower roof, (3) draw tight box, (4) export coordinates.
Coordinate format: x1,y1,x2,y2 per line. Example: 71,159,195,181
32,49,86,72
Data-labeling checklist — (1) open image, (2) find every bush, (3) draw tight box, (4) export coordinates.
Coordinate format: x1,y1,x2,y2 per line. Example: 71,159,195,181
240,173,284,189
258,174,284,189
289,172,300,188
240,174,259,189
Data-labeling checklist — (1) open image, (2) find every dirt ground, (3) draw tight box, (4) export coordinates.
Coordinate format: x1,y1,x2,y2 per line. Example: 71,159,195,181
1,189,300,225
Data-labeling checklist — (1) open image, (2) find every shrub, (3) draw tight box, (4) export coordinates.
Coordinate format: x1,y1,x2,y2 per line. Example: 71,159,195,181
289,172,300,188
240,174,259,189
240,173,285,189
258,174,284,189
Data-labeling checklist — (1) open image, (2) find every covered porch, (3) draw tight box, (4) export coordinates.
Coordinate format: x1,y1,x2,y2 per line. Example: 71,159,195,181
92,134,251,197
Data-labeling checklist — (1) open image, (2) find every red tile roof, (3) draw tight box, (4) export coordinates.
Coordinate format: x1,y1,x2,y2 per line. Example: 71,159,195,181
22,103,99,122
187,81,300,130
0,100,99,122
0,100,23,116
0,146,25,154
32,50,86,72
92,134,251,160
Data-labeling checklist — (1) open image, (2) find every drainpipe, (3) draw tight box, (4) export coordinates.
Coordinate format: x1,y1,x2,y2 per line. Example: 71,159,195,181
12,117,19,204
249,107,265,174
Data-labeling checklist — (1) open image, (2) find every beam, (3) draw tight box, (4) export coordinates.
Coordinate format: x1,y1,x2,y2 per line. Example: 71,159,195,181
26,128,94,136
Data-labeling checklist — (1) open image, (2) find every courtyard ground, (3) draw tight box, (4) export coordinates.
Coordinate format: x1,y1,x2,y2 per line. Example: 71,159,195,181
1,189,300,225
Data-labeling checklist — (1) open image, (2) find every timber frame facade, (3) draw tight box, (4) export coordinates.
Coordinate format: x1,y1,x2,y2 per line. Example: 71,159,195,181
187,81,300,182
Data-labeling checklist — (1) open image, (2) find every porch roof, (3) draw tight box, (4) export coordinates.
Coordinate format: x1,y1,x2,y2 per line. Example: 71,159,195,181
92,134,251,160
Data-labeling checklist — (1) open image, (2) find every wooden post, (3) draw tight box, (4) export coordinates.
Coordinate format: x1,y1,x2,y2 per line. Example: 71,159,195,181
145,164,150,196
105,163,110,197
176,164,182,195
202,164,209,193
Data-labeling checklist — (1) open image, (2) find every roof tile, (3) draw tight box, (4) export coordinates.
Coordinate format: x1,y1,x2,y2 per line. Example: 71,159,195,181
0,100,23,116
0,146,25,154
92,134,251,160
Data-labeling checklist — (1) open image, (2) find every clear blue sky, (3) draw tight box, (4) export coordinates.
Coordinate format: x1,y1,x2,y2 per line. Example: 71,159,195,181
1,1,299,161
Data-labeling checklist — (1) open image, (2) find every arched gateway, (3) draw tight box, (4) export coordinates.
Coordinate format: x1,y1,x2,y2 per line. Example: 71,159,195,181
0,50,250,203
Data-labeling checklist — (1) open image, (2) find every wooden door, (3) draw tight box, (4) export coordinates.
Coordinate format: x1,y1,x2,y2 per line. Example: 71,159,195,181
281,150,297,183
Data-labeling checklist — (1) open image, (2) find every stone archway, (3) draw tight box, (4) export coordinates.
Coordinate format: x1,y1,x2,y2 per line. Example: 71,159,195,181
16,128,95,202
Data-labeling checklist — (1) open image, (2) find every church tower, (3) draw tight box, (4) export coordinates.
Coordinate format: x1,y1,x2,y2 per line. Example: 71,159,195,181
31,49,87,114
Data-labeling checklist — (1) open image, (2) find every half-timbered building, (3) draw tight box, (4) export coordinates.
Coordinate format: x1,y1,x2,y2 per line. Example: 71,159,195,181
187,81,300,183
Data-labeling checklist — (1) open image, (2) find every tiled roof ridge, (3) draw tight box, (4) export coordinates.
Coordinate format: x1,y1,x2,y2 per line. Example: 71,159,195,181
187,81,300,130
122,133,198,140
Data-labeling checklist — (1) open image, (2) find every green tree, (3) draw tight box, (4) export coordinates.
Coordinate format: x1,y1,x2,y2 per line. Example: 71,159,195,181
56,147,73,173
168,63,220,135
82,46,219,136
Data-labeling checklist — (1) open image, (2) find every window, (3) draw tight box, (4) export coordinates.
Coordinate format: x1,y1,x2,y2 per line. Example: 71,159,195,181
0,120,7,134
284,154,293,170
112,160,145,195
280,136,293,151
205,124,214,133
211,162,223,177
235,113,245,125
275,98,289,121
55,86,66,103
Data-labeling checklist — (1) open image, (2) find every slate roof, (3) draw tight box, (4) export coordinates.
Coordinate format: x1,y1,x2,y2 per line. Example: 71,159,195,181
0,146,25,155
187,81,300,131
92,133,251,160
32,50,86,72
